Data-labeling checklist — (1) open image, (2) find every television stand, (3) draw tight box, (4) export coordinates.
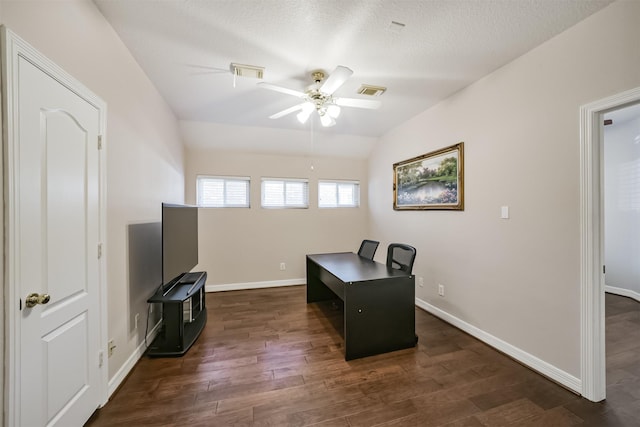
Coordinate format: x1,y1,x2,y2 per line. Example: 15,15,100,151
146,271,207,357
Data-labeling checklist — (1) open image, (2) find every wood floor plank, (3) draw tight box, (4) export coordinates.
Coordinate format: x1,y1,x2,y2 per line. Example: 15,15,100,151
411,395,482,426
345,399,418,427
517,406,586,426
358,375,443,404
196,374,305,403
86,287,640,426
256,396,381,427
473,398,545,426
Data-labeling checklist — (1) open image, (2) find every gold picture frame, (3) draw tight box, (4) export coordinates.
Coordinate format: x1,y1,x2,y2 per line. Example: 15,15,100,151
393,142,464,210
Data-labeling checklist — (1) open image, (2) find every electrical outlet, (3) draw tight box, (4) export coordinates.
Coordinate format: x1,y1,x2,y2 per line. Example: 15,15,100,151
280,262,286,271
134,313,140,329
108,339,116,357
418,277,424,287
438,284,445,297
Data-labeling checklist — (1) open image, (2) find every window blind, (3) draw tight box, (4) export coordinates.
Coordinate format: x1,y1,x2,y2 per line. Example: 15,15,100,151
196,176,250,208
261,178,309,208
318,180,360,208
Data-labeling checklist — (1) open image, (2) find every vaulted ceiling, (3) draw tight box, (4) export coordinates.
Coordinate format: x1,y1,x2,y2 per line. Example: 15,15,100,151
94,0,613,142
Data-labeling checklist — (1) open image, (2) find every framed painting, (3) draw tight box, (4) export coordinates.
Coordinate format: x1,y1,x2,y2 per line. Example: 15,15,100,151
393,142,464,210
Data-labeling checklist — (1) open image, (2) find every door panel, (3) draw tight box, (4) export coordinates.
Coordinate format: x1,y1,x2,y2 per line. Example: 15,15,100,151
3,28,106,427
18,56,100,427
43,313,88,421
45,110,90,301
44,110,92,315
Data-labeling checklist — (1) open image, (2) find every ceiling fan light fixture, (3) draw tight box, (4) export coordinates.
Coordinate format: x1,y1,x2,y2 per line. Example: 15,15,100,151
320,113,336,127
327,104,341,119
297,109,312,124
296,102,315,123
301,102,315,114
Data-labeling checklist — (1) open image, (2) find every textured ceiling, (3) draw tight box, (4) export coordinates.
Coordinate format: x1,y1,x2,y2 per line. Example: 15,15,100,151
94,0,613,142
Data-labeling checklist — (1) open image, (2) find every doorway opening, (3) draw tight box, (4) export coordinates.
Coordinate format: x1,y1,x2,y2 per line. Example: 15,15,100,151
580,86,640,402
602,102,640,404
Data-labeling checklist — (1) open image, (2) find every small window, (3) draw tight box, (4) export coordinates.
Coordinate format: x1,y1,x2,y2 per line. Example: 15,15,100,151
261,178,309,208
197,175,250,208
319,180,360,208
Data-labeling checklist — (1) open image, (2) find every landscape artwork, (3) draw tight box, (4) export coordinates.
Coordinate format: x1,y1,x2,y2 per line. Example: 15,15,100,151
393,142,464,210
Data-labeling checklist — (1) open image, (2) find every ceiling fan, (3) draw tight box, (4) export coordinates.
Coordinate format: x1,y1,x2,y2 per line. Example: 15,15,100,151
258,65,381,127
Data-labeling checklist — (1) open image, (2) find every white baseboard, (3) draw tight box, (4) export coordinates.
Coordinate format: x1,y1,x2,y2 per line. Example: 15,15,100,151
605,285,640,302
415,297,582,394
107,320,162,398
206,278,305,292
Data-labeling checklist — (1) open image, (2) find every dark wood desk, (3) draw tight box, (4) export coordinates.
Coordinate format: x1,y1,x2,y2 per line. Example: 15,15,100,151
306,252,416,360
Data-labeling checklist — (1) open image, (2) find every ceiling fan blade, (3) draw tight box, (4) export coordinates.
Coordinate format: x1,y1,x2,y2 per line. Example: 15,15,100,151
268,103,306,119
320,65,353,95
258,82,305,98
335,97,381,109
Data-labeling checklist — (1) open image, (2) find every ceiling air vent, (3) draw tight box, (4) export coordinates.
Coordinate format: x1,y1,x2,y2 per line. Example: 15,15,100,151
358,85,386,96
230,63,264,79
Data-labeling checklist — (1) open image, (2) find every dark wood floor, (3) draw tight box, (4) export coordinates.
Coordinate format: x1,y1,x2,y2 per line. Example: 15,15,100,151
86,287,640,426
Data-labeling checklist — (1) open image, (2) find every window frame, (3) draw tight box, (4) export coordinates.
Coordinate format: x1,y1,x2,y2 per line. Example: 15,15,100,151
261,177,309,209
196,175,251,208
318,179,361,208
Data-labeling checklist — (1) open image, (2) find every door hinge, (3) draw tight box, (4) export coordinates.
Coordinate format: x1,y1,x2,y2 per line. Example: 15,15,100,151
603,265,606,274
98,351,104,368
98,134,103,150
19,298,22,311
98,243,103,259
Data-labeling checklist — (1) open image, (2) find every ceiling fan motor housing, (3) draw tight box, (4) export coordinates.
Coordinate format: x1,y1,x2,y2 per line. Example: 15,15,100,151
311,70,325,83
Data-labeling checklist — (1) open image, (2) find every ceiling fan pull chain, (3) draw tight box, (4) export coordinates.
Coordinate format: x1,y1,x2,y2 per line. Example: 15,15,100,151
310,115,315,170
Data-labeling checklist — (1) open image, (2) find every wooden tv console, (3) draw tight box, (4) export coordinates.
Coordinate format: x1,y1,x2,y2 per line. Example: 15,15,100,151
146,271,207,357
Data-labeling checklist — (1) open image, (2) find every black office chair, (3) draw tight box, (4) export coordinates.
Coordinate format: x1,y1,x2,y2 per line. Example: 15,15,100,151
386,243,417,274
357,239,379,260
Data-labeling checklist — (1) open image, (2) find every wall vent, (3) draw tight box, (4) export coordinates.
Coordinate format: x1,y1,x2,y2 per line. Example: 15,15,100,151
358,85,387,96
230,63,264,79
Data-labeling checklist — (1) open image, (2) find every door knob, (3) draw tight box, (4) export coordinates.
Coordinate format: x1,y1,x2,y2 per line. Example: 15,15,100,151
25,293,50,308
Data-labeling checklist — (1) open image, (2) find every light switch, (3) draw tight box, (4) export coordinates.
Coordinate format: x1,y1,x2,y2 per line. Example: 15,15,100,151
501,206,509,219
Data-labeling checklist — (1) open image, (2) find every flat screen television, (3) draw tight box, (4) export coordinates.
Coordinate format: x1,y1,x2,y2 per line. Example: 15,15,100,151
162,203,198,288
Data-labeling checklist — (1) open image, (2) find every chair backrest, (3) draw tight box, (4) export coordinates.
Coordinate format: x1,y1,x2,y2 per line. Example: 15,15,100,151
357,239,379,260
386,243,417,274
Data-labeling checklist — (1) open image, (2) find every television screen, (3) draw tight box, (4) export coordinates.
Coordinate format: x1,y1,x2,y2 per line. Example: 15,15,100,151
162,203,198,285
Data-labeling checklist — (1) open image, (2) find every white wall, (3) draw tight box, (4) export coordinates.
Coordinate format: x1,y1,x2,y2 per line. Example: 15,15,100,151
1,0,185,386
605,115,640,300
369,0,640,382
181,120,377,159
185,146,370,288
0,2,4,418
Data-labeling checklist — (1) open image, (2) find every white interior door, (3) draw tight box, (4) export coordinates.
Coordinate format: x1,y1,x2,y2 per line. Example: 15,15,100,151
2,28,107,426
